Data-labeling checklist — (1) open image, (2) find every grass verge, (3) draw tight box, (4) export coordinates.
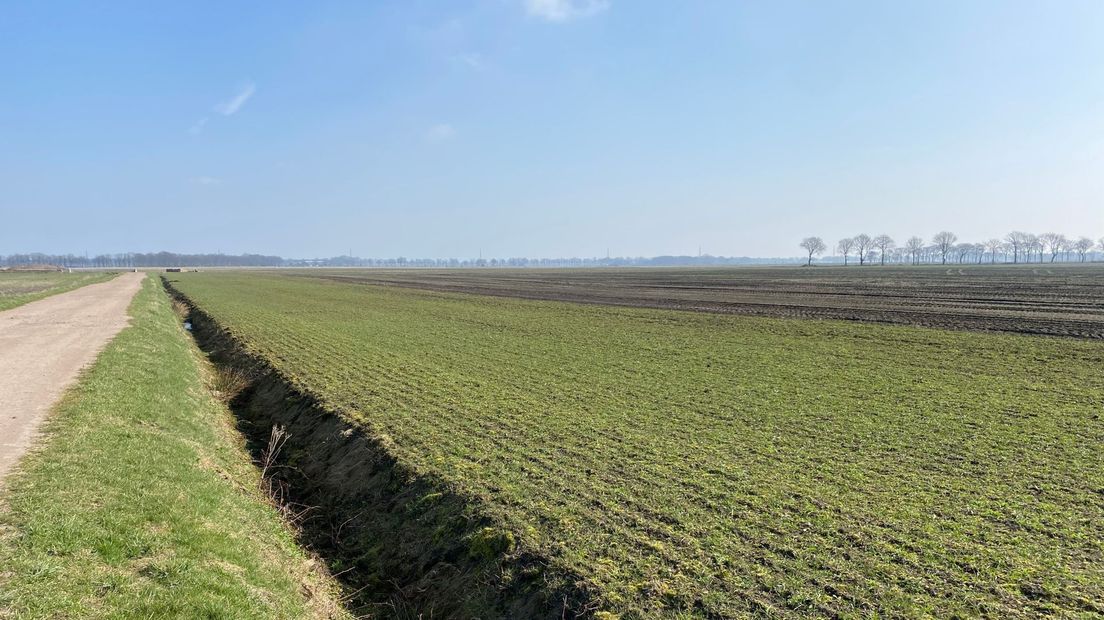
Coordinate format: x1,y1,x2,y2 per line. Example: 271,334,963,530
0,276,349,619
0,272,118,312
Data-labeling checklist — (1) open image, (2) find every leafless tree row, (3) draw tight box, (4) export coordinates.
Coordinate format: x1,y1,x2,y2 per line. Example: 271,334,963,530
800,232,1104,266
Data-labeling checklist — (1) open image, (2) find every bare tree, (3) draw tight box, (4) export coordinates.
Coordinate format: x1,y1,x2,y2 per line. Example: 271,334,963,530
872,234,894,266
953,243,971,264
800,237,827,266
1039,232,1060,262
1039,232,1067,263
1074,237,1094,262
1027,234,1043,263
837,237,855,266
932,231,957,265
985,238,1003,263
904,236,924,265
1005,231,1028,264
854,234,873,266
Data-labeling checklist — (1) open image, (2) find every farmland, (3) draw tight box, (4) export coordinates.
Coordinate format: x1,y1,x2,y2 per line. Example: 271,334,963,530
0,271,117,311
0,276,346,618
170,270,1104,618
301,263,1104,338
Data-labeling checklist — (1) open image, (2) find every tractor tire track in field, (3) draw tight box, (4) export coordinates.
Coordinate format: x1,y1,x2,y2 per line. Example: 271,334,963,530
0,272,144,482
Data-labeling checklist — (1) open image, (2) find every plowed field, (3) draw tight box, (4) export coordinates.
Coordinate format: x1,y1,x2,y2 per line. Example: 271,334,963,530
299,264,1104,338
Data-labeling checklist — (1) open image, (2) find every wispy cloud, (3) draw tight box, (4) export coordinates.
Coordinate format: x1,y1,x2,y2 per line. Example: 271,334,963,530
189,117,208,135
214,82,256,116
452,52,485,71
187,81,255,134
525,0,609,22
191,176,222,186
424,123,456,143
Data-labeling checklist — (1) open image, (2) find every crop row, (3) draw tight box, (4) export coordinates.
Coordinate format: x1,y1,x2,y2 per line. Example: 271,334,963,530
173,272,1104,618
301,264,1104,338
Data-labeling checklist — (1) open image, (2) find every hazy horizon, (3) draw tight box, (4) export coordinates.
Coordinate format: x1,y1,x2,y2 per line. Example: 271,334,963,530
3,1,1103,258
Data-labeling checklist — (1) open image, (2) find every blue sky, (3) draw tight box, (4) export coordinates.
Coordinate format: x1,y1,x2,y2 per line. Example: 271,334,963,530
2,0,1102,258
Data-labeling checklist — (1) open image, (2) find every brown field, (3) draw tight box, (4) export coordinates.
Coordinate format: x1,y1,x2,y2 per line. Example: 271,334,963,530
292,263,1104,339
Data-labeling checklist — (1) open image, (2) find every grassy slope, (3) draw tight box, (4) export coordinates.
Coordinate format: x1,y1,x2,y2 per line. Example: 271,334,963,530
0,272,117,312
0,276,347,619
173,272,1104,618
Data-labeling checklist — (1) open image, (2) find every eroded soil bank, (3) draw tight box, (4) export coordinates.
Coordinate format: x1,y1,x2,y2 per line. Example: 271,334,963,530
164,279,596,619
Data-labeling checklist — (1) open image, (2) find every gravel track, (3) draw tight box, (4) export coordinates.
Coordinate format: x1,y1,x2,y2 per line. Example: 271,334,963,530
0,272,145,482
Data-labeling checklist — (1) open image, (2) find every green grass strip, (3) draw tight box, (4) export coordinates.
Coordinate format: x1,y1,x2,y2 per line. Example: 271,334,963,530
0,276,346,619
0,272,118,312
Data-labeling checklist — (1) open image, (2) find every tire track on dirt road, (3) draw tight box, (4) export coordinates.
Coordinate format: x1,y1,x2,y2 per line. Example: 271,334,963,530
0,272,145,483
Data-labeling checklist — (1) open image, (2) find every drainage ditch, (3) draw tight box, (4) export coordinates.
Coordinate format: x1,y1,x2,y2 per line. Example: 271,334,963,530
162,278,596,619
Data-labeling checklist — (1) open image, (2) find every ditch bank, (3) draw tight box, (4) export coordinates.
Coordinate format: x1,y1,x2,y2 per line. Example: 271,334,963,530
162,278,597,619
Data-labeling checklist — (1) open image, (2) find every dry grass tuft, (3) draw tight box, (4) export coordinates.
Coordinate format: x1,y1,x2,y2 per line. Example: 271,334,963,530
170,298,191,319
210,366,251,404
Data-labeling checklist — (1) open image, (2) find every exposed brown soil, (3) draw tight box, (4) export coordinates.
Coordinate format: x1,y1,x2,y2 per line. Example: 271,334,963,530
294,264,1104,339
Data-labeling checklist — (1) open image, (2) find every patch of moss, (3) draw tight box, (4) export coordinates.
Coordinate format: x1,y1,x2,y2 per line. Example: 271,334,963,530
469,527,516,561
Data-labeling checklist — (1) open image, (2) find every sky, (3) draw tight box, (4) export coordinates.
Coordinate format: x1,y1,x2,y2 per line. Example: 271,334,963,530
2,0,1103,259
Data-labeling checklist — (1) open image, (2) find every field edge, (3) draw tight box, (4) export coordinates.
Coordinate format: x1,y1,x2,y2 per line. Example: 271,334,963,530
165,278,603,619
0,271,120,313
0,275,349,619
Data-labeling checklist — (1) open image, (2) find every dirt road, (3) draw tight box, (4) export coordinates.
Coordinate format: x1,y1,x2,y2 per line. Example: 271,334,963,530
0,272,145,483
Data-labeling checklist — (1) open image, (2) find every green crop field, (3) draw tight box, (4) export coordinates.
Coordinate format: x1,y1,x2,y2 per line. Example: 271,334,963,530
171,271,1104,618
0,271,117,311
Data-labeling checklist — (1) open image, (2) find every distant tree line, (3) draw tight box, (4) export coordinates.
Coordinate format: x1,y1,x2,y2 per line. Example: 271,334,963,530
800,232,1104,266
8,234,1104,270
286,255,805,268
1,251,807,269
0,252,284,269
